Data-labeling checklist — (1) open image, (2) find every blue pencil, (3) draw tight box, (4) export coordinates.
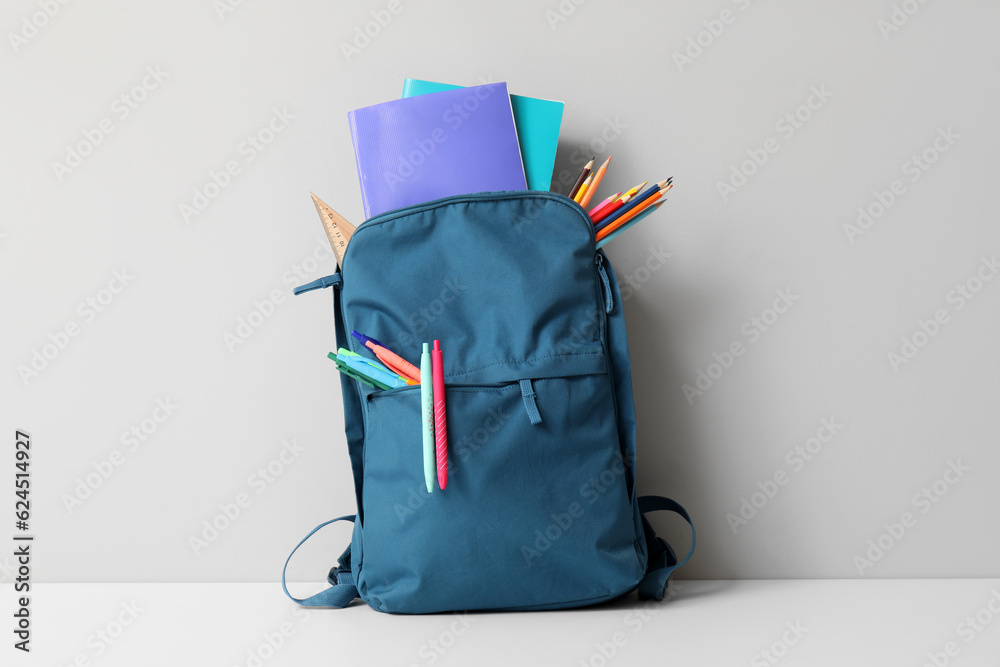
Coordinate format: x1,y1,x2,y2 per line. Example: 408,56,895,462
595,200,665,249
594,179,670,233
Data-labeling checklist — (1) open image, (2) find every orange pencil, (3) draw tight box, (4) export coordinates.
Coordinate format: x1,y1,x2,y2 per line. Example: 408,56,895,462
578,155,612,209
596,192,663,241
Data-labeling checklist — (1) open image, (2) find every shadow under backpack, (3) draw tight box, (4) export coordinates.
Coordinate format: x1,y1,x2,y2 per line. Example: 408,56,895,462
284,190,694,613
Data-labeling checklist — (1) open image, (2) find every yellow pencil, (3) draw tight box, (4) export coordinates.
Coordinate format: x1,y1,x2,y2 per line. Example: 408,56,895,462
578,155,612,209
621,180,648,200
573,172,594,204
568,157,595,199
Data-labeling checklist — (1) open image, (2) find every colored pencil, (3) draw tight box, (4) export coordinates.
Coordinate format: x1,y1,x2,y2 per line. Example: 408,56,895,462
593,179,646,223
568,157,595,199
620,180,648,201
573,172,593,204
595,179,666,232
596,191,662,241
595,200,665,249
588,191,622,219
593,192,632,224
578,155,612,209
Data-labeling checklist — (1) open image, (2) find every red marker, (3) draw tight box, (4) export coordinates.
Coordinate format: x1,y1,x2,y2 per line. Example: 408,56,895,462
432,340,448,490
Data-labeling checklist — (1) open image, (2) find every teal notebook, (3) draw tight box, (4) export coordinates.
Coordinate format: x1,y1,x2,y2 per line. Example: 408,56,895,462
402,79,564,192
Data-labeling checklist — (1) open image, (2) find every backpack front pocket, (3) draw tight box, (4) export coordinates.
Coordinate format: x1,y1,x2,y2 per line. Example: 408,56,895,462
357,370,643,613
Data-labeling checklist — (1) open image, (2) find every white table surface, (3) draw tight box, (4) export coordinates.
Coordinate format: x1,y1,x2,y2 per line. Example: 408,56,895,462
5,579,1000,666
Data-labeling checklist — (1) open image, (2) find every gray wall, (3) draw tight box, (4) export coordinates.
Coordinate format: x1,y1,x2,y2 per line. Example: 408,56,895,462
2,0,996,582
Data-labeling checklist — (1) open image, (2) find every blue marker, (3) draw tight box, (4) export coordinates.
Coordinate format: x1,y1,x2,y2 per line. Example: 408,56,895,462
336,349,408,389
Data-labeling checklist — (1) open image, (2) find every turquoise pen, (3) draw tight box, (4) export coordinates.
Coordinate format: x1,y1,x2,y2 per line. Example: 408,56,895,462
420,343,435,493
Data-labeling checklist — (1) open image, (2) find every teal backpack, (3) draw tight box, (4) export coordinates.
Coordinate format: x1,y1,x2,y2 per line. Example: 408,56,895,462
284,190,694,613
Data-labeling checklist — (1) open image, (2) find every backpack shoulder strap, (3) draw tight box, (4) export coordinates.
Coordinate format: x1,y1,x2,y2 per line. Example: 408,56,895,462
637,496,696,601
282,515,358,608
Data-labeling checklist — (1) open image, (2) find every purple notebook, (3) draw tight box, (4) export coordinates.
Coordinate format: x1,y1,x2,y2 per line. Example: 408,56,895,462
348,82,527,219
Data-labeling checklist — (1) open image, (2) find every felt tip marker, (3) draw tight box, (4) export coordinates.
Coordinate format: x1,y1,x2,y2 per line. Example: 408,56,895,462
351,330,421,382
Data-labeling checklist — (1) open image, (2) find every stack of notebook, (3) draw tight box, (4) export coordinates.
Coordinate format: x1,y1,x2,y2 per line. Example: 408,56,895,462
348,80,563,218
344,78,672,246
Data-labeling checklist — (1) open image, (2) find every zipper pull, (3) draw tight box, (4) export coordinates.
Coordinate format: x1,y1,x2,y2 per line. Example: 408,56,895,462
519,379,542,426
595,254,614,314
293,273,342,295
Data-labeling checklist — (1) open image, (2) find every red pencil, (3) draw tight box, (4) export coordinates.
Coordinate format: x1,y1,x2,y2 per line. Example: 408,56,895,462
591,192,632,224
588,191,622,219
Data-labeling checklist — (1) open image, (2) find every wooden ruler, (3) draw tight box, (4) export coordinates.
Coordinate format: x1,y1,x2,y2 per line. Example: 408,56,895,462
310,192,357,268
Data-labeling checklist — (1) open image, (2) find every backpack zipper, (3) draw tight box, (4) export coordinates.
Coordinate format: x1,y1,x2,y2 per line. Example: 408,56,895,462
595,253,614,314
367,380,510,398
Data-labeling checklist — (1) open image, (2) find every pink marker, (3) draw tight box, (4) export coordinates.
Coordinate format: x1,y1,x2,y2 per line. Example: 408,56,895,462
432,340,448,490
